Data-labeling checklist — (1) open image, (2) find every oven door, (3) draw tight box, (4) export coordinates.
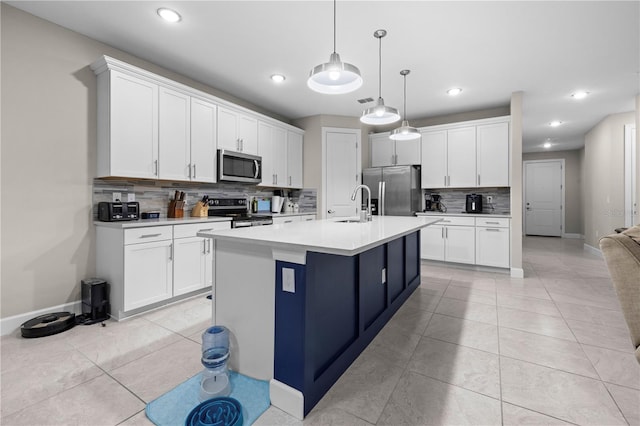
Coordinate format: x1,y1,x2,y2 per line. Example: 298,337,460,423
218,150,262,184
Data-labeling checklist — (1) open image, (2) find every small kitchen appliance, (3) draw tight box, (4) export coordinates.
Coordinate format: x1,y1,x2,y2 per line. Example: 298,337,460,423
80,278,109,323
217,150,262,184
466,194,483,213
207,198,273,228
98,201,139,221
431,194,445,212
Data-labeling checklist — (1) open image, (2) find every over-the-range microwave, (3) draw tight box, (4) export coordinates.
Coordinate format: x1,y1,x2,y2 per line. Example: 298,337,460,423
217,149,262,184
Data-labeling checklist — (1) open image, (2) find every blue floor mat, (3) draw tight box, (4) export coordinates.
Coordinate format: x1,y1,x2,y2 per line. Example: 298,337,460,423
146,370,270,426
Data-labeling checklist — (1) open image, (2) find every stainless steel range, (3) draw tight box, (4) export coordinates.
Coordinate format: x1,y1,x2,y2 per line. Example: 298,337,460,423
207,198,273,228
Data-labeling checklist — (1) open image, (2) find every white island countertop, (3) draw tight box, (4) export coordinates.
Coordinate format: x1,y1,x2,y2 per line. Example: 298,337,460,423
199,216,440,256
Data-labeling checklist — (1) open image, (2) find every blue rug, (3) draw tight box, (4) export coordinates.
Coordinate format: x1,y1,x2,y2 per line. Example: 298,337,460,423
146,371,270,426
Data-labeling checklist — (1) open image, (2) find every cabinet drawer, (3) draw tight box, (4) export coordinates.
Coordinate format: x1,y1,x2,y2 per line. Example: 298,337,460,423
173,221,231,239
299,214,316,222
273,216,300,225
125,226,173,245
476,217,510,228
437,216,475,226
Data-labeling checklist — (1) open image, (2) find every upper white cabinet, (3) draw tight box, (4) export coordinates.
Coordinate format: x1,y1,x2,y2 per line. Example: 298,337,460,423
419,117,510,189
96,70,159,178
218,107,258,155
370,133,421,167
189,98,217,183
287,131,304,188
159,87,191,181
258,122,304,188
476,122,509,187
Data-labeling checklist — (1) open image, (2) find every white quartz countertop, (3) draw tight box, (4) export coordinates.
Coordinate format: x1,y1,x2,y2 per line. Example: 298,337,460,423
416,212,512,218
94,216,232,229
199,216,440,256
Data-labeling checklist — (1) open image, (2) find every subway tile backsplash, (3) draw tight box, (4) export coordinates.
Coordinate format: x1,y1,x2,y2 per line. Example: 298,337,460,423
93,179,317,219
422,187,511,214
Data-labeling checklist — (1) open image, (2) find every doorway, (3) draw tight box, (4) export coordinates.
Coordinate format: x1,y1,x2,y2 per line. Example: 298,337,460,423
624,124,637,227
322,127,361,219
524,160,564,237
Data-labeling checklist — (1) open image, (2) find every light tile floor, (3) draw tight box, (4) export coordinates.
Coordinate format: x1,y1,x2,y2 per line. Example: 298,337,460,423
1,236,639,425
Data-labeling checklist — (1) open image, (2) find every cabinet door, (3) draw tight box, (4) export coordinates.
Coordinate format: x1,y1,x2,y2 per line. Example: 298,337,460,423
477,122,509,187
124,240,172,311
159,87,191,181
420,130,447,188
287,131,303,188
370,133,395,167
217,107,239,151
445,226,475,264
420,226,445,261
238,114,258,154
258,122,275,186
394,137,421,166
273,127,287,186
109,71,158,178
447,127,476,188
476,227,510,268
190,98,217,183
173,236,208,296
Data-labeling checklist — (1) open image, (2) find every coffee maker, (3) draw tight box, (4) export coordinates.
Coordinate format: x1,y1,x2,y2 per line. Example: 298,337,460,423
424,193,444,212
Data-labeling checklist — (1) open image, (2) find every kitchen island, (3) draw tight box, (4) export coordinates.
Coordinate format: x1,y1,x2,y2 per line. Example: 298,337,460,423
199,216,439,419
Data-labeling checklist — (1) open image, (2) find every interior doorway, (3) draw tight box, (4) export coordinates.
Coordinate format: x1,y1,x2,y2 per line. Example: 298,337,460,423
624,124,637,227
322,127,361,219
524,159,564,237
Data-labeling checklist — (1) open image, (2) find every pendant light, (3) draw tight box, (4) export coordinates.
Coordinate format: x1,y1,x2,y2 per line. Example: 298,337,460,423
360,29,401,125
307,0,362,94
390,70,420,140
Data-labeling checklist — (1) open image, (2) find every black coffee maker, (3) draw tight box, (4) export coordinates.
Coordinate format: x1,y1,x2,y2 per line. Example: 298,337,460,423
432,194,444,212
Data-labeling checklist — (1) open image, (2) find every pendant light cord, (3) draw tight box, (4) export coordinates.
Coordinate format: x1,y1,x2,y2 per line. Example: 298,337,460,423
378,36,382,98
333,0,336,53
403,74,407,120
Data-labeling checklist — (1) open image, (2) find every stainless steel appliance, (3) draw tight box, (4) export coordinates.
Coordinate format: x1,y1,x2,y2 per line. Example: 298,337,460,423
466,194,483,213
217,150,262,184
362,165,421,216
207,198,273,228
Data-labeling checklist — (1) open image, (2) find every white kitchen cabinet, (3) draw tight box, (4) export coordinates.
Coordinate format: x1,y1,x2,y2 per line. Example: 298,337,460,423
218,107,258,154
190,98,217,183
159,87,191,181
370,133,420,167
258,122,287,187
420,225,445,261
444,225,476,264
123,230,173,312
476,121,509,187
287,131,304,188
475,218,510,268
299,214,316,222
96,70,159,178
420,216,475,264
421,130,448,188
446,127,477,188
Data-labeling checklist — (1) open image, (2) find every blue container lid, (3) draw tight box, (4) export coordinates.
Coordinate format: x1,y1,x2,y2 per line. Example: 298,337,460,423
185,397,242,426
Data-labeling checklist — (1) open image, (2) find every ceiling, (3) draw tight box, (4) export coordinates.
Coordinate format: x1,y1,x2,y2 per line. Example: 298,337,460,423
8,1,639,153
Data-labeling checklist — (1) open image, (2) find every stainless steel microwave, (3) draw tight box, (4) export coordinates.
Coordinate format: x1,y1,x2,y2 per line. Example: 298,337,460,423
217,149,262,184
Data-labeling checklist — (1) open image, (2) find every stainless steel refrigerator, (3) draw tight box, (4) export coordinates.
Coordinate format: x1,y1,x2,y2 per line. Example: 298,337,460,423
362,165,421,216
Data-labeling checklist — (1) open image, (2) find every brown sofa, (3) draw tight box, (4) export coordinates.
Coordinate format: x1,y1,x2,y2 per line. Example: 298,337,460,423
599,226,640,363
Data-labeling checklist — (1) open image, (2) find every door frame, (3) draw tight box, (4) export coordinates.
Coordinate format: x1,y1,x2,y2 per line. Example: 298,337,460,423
522,159,566,237
321,127,361,219
624,124,637,227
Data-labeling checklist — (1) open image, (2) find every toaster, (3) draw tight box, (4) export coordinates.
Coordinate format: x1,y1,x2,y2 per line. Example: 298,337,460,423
465,194,483,213
98,201,140,221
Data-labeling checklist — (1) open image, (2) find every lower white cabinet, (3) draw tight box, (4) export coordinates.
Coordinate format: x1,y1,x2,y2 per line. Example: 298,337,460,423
96,220,231,319
271,214,316,225
475,218,510,268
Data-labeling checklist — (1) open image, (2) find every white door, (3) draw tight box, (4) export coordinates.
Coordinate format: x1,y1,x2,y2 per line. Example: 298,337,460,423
272,127,287,186
123,240,173,311
258,122,275,186
159,87,191,181
324,128,360,218
445,226,475,264
420,226,445,261
287,131,303,188
238,115,258,154
447,126,476,188
173,237,208,296
525,160,563,236
476,122,509,187
217,108,239,151
190,98,217,183
370,133,394,167
394,137,421,166
625,124,638,227
476,227,510,268
421,130,447,188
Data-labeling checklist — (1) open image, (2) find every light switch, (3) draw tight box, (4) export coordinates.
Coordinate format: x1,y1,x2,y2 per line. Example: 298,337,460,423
283,267,295,293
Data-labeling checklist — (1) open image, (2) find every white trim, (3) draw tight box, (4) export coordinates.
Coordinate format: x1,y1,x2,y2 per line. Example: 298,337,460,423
418,115,511,132
583,243,603,258
321,127,362,220
562,233,584,239
272,249,307,265
510,268,524,278
270,379,304,420
1,300,82,336
624,124,637,227
523,159,565,237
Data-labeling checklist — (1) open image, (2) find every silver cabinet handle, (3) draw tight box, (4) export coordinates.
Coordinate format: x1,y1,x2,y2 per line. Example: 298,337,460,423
199,228,213,233
193,164,197,179
446,227,448,238
203,239,207,254
441,227,444,238
169,243,173,260
486,228,501,232
140,233,161,239
284,220,293,223
154,160,158,176
289,176,292,186
441,220,451,223
207,239,211,253
444,176,447,187
486,221,500,224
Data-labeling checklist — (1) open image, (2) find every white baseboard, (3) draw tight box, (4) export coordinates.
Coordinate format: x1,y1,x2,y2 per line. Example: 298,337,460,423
583,243,603,258
1,300,82,336
510,268,525,278
563,233,584,239
270,379,304,420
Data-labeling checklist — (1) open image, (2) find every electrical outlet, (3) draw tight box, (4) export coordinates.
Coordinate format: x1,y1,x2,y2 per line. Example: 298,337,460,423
127,193,136,202
487,196,493,204
113,192,121,202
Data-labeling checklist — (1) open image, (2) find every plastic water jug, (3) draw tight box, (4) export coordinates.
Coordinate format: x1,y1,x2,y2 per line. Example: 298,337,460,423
201,325,229,370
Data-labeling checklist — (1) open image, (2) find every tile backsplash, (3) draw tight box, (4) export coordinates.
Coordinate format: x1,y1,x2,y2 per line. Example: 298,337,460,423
93,179,317,219
422,187,511,214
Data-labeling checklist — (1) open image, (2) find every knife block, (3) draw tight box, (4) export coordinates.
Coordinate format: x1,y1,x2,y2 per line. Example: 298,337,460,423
191,201,208,217
168,200,185,218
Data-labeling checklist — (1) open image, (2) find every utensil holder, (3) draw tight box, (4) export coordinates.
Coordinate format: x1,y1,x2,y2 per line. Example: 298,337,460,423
168,200,185,218
191,201,209,217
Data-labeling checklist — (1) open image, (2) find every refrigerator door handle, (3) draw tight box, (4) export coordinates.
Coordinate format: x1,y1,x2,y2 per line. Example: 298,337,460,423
381,181,386,216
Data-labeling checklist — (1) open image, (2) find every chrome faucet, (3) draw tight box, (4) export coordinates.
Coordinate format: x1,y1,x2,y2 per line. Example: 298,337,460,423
351,184,372,222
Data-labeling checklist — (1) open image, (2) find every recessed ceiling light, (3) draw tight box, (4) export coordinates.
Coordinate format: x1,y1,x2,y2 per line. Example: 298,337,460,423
571,91,589,99
447,87,462,96
549,120,563,127
157,8,181,23
271,74,286,83
543,141,552,149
